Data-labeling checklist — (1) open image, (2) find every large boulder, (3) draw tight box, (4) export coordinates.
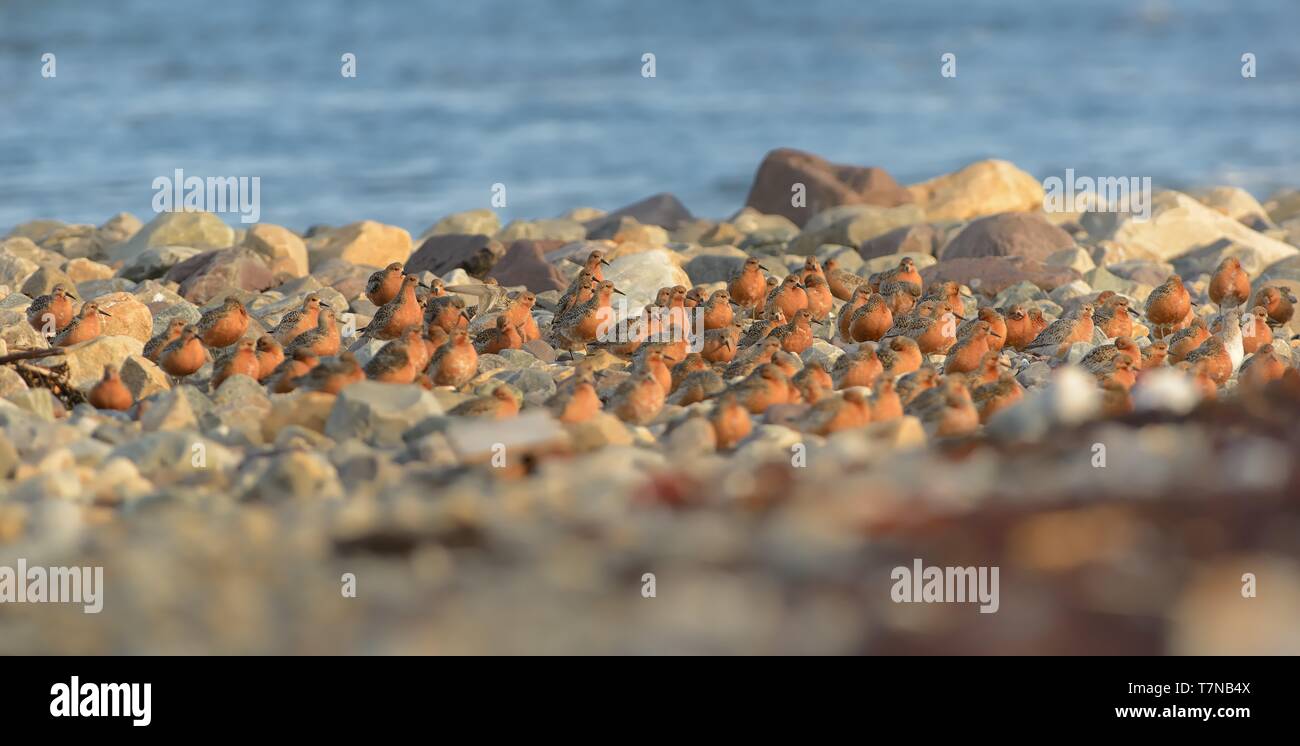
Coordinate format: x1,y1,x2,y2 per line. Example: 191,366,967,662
110,211,235,264
309,220,412,270
166,247,276,304
922,256,1082,298
20,265,75,298
857,223,945,260
63,258,115,283
405,233,504,278
602,248,691,317
1189,186,1271,227
243,223,309,277
743,148,912,228
118,244,203,282
0,251,38,288
96,212,144,251
486,240,569,292
417,209,501,243
907,159,1044,222
94,291,155,342
496,219,586,244
941,212,1075,262
41,335,144,390
1083,190,1299,265
308,259,373,300
120,355,171,400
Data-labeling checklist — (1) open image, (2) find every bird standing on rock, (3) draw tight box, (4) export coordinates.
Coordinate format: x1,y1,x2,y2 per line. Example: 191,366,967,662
270,293,329,345
765,273,808,320
728,257,768,310
211,338,261,389
27,284,77,335
1092,297,1135,340
1209,257,1251,308
300,352,365,394
1241,305,1274,354
159,327,206,383
1253,286,1296,326
609,371,666,425
1025,304,1095,359
255,335,284,381
52,301,111,347
88,365,133,411
1167,317,1209,363
709,393,752,449
268,348,319,393
449,384,520,419
287,308,342,357
428,330,479,388
355,275,423,343
475,315,525,355
144,318,188,362
365,262,406,307
957,307,1007,351
873,257,922,296
1145,276,1192,338
546,369,602,423
196,297,250,348
849,292,894,344
822,258,867,301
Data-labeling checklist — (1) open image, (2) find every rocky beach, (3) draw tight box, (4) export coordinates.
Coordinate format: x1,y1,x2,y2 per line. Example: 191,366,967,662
2,149,1299,654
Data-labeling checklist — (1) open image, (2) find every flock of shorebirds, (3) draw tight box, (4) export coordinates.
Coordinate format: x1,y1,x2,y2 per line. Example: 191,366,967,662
22,248,1299,443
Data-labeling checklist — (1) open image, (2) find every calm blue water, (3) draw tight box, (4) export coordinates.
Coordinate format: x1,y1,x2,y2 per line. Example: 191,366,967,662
2,0,1299,234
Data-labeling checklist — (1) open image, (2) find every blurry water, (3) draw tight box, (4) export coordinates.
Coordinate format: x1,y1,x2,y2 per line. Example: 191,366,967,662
1,0,1298,234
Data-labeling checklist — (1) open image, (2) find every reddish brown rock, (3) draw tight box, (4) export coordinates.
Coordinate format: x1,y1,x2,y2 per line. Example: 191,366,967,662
405,234,504,278
743,148,913,227
487,240,569,292
311,259,374,300
940,212,1074,262
165,247,276,304
922,256,1082,298
584,193,694,234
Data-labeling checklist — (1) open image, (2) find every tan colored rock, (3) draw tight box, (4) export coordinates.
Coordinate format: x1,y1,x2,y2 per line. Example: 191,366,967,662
243,223,309,277
111,210,235,263
612,223,669,246
140,389,198,432
417,209,501,243
63,257,116,283
310,220,412,270
5,219,65,243
264,391,337,440
1263,189,1300,225
1084,190,1299,265
790,204,926,255
120,355,171,400
94,291,154,342
908,159,1045,222
96,212,144,250
1189,186,1270,225
20,265,75,298
42,335,144,390
38,224,99,259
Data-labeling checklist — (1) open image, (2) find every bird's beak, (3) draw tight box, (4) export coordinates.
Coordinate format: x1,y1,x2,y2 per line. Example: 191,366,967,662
98,310,112,317
613,288,626,296
601,259,611,266
68,292,78,300
320,301,332,309
460,311,471,322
